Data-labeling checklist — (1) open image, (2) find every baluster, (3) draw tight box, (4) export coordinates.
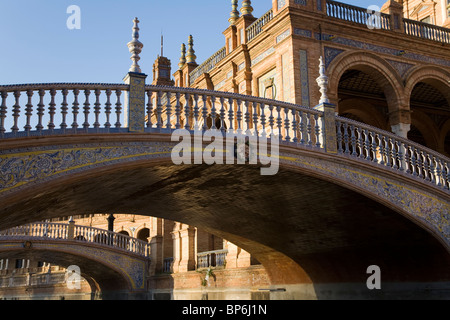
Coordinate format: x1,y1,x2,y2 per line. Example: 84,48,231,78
268,104,275,137
115,90,122,129
410,146,417,176
291,109,298,144
201,94,208,131
193,93,199,130
165,91,172,130
175,92,182,130
36,89,46,133
184,93,191,130
236,99,243,134
227,97,234,132
416,150,424,178
348,125,356,157
371,132,378,163
93,89,101,130
72,89,80,131
61,89,69,133
423,152,431,182
307,113,314,146
244,100,251,134
343,122,349,154
0,91,7,138
11,91,21,135
298,111,305,145
284,107,291,142
314,114,321,148
24,90,34,135
364,130,371,161
104,89,112,130
48,89,56,132
210,95,217,130
429,156,436,184
276,106,283,139
146,91,154,129
404,144,412,174
397,141,404,172
260,103,267,139
83,89,91,132
219,96,226,134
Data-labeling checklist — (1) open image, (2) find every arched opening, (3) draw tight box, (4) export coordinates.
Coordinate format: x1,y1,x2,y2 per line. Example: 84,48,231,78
137,228,150,242
445,131,450,157
337,69,389,130
408,125,427,147
410,80,450,152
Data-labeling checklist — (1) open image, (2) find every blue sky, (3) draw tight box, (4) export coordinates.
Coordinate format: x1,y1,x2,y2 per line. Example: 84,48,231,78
0,0,386,85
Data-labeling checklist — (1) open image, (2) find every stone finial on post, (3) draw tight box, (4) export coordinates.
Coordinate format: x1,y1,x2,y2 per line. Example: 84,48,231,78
124,17,147,133
127,17,144,73
229,0,240,25
178,43,187,69
316,56,330,104
314,56,337,154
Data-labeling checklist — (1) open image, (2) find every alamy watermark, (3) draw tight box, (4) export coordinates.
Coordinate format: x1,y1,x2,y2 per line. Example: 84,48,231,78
171,128,280,176
366,5,382,30
67,5,81,30
66,265,82,290
366,265,381,290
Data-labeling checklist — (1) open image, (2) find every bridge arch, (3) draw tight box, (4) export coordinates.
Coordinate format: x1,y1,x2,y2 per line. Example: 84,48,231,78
1,135,449,299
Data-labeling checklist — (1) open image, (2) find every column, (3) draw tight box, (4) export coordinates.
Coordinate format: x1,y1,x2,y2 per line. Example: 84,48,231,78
178,225,196,272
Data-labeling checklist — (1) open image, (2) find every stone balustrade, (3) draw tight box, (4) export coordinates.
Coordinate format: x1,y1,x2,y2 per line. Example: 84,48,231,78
0,82,448,193
0,222,151,258
197,250,228,269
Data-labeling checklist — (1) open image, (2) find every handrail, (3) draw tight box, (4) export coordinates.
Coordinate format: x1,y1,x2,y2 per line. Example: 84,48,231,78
403,18,450,44
189,47,227,85
0,83,129,139
336,116,450,190
326,0,390,30
246,9,274,43
0,222,151,258
0,82,448,193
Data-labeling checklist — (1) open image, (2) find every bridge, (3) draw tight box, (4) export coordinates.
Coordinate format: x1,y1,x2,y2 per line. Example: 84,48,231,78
0,221,150,300
0,7,449,299
0,79,449,299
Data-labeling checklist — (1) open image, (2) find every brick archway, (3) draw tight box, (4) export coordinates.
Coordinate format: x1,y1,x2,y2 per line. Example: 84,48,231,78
327,50,406,127
404,65,450,106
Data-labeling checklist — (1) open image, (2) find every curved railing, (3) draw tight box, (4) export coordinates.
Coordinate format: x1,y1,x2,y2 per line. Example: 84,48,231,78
0,82,448,193
336,117,450,190
0,222,151,258
0,83,129,138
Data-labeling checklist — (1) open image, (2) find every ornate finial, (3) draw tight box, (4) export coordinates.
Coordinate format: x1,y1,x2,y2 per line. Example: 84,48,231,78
241,0,254,17
178,43,187,69
127,17,144,73
316,56,330,104
229,0,240,25
186,35,197,64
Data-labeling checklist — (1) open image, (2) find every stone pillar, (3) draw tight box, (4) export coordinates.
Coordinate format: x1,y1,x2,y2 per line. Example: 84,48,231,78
391,123,411,139
314,56,337,154
124,17,147,133
107,214,115,232
178,226,196,272
150,235,163,275
149,218,164,275
67,217,75,240
171,228,181,274
225,241,252,269
381,0,404,32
